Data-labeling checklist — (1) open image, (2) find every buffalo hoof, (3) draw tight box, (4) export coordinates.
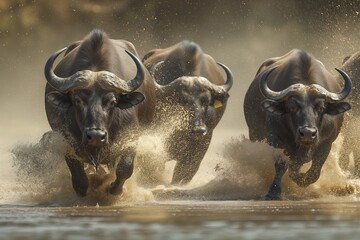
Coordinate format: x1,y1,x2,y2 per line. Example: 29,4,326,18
263,193,281,200
329,184,356,196
353,171,360,179
107,182,124,195
72,178,88,197
75,189,87,197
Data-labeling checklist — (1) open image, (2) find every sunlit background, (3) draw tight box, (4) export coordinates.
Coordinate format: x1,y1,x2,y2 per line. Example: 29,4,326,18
1,0,360,202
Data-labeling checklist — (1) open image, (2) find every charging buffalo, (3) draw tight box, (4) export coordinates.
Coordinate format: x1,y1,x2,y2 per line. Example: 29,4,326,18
44,30,155,196
244,49,351,200
338,51,360,177
143,41,233,185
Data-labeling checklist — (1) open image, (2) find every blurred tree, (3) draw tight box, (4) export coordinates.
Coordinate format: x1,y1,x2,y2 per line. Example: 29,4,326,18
0,0,359,52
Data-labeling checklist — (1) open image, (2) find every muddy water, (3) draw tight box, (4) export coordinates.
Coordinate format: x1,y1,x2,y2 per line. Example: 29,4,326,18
1,129,360,239
1,201,360,240
1,1,360,239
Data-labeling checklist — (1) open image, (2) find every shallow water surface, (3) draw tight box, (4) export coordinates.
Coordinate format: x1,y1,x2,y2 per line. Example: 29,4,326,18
2,132,360,239
1,201,360,240
2,2,360,240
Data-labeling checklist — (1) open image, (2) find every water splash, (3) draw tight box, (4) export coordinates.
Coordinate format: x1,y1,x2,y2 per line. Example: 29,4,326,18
1,102,191,206
7,131,154,206
3,127,360,206
153,135,360,201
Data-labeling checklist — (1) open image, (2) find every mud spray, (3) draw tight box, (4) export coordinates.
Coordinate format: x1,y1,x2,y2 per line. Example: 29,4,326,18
2,119,360,206
1,0,360,207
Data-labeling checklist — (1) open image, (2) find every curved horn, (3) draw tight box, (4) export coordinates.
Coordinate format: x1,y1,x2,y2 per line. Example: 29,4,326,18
259,66,352,102
217,62,233,92
259,66,302,101
149,60,164,90
44,47,90,92
259,66,283,100
310,68,352,101
122,50,145,91
333,67,352,101
149,61,164,77
98,50,145,93
147,60,165,90
45,48,145,93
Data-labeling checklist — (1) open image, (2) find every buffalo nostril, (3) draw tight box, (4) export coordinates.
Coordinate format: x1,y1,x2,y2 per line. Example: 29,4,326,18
193,125,207,134
311,130,317,138
85,130,107,145
298,127,317,141
100,132,106,141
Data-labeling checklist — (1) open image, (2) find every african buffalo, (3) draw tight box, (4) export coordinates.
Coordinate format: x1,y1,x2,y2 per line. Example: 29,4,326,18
44,29,155,196
338,52,360,177
142,41,233,185
244,49,352,200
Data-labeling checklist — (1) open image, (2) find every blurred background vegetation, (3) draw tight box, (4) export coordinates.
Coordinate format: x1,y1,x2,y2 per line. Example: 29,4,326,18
0,0,360,137
1,0,360,50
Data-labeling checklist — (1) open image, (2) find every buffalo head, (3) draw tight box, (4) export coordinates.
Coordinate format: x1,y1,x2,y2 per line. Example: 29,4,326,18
260,66,351,146
152,61,233,135
44,48,145,165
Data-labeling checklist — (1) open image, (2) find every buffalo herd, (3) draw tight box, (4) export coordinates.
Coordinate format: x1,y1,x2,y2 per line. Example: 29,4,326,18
43,29,357,200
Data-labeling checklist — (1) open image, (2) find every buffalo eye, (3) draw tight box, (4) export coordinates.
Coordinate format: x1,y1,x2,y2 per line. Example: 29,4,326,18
202,104,209,113
104,97,117,108
317,105,326,113
287,101,298,113
109,98,117,108
73,96,82,106
314,100,326,113
200,92,211,107
201,97,210,108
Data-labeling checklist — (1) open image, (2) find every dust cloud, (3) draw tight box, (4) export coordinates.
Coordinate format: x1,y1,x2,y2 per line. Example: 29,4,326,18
6,131,156,206
152,135,360,201
5,129,360,206
1,1,360,205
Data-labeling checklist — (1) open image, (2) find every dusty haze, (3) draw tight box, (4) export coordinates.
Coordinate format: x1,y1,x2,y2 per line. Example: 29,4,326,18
1,0,360,204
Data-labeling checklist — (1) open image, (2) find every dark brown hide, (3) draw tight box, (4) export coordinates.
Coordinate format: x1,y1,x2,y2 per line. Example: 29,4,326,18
143,41,233,185
244,49,351,200
339,51,360,177
44,29,156,196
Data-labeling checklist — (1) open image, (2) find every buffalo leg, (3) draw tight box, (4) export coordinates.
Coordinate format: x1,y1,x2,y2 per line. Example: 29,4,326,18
302,144,330,186
354,158,360,178
265,155,288,200
170,136,210,185
171,157,203,185
171,143,209,185
65,155,88,197
338,130,352,173
291,143,331,187
351,138,360,178
108,151,135,195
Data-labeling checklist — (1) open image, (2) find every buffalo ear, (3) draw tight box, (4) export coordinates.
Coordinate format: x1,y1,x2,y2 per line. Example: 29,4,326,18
343,55,351,64
46,91,72,109
261,100,285,115
325,102,351,115
211,92,229,109
117,92,145,109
